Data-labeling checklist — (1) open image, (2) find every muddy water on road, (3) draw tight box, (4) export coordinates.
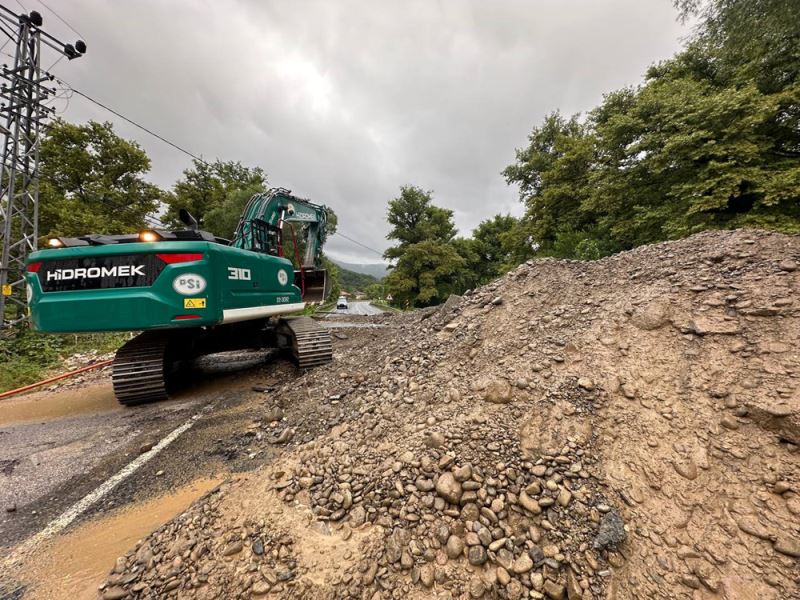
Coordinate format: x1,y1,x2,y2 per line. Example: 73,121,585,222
0,382,120,426
23,477,224,600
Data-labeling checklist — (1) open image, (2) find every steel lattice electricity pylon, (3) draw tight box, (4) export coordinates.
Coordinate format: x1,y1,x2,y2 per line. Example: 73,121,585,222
0,5,84,327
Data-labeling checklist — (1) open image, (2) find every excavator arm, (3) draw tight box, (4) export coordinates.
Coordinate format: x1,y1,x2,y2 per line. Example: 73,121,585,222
231,188,331,302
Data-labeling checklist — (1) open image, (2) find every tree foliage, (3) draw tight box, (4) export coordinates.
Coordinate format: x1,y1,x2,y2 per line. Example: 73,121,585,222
504,0,800,259
338,267,378,293
39,120,164,238
384,0,799,309
385,239,465,308
384,186,456,260
451,214,528,290
364,283,385,300
384,186,465,307
164,159,267,237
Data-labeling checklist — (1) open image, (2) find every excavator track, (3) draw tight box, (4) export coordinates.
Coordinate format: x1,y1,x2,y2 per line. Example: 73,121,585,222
280,316,333,369
112,331,172,406
111,317,332,406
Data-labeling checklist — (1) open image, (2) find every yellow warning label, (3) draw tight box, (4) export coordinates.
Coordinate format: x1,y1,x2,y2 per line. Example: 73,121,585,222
1,284,11,296
184,298,206,308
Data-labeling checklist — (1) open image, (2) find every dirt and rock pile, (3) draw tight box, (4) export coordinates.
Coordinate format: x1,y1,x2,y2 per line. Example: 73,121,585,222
100,229,799,600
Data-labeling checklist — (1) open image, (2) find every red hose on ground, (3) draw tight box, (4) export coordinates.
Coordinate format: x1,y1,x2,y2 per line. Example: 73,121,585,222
0,359,113,400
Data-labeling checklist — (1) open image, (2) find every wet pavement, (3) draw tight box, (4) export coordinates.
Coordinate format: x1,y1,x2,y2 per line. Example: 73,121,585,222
327,300,385,316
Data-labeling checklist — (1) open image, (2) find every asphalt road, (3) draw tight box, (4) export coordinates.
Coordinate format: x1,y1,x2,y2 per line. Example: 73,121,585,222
0,351,303,595
330,300,384,316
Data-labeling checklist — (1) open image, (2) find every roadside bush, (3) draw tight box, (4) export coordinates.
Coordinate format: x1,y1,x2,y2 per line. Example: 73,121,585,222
0,328,128,393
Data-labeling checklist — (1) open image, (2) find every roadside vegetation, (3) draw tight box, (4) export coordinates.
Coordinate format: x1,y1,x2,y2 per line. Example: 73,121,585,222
369,298,401,312
0,330,128,393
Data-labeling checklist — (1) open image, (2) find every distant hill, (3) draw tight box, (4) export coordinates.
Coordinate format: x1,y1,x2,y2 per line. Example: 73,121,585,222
338,267,378,292
331,260,389,280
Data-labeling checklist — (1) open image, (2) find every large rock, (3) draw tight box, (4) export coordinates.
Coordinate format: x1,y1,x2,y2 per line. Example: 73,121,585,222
520,401,592,457
439,294,463,315
743,393,799,445
518,491,541,515
512,552,533,574
102,588,128,600
446,535,464,559
484,379,513,404
435,472,463,504
467,545,488,566
593,509,626,550
689,316,740,335
631,301,671,330
543,580,566,599
773,537,800,558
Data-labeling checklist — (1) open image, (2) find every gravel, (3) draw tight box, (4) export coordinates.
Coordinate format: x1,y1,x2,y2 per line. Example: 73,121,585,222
97,229,800,600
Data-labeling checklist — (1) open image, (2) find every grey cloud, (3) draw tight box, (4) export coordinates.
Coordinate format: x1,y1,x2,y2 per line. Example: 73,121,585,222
42,0,686,263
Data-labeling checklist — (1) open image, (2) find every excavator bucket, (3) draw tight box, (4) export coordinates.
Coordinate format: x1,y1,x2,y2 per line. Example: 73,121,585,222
295,269,330,304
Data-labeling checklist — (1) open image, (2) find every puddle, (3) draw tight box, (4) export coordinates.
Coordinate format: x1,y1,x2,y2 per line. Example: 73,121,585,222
23,477,223,600
0,355,269,427
0,382,120,426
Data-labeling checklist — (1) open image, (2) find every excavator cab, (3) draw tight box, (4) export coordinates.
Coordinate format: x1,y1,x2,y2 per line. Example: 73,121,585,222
232,190,332,304
295,268,330,303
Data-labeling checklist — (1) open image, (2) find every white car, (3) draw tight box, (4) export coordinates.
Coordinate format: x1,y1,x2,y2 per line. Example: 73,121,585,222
337,296,348,310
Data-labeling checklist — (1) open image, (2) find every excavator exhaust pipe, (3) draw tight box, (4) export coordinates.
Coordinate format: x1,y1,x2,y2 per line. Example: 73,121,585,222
296,269,330,304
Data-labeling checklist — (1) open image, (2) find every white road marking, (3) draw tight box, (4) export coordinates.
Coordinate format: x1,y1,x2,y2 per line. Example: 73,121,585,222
2,411,203,571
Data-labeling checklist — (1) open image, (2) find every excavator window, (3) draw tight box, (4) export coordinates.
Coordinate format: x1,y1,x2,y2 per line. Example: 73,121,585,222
248,218,281,256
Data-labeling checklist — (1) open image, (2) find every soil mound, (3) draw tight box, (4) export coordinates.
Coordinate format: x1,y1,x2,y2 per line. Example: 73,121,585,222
100,229,799,600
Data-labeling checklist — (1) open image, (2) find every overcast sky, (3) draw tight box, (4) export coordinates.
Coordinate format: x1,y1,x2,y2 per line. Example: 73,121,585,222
36,0,688,263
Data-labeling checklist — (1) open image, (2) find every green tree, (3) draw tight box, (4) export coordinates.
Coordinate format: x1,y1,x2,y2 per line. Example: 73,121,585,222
364,283,384,300
588,60,800,244
38,120,164,238
452,215,528,289
472,214,524,274
675,0,800,94
384,185,456,260
384,186,464,307
503,113,602,257
385,240,465,308
504,0,800,260
204,187,260,239
164,159,266,234
449,237,483,291
320,255,341,303
338,267,378,293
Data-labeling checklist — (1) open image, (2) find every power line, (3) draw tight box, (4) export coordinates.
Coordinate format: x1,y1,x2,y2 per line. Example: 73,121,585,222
33,0,83,40
42,70,383,259
52,75,209,166
45,52,64,72
332,230,385,257
0,22,15,52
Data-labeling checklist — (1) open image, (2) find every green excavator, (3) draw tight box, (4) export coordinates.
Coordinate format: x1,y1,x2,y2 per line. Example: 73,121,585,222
25,188,333,405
